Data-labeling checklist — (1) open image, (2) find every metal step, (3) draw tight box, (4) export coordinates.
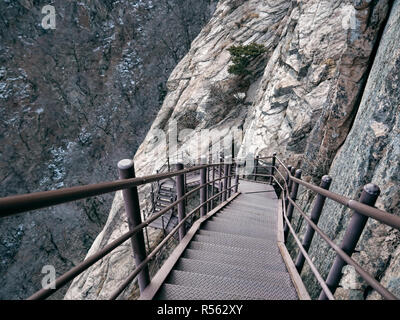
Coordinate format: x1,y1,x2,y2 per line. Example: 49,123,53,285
166,270,297,300
215,213,273,225
155,283,261,300
193,232,275,251
220,206,272,217
201,220,275,240
174,257,293,286
188,240,280,260
158,190,174,196
182,248,287,272
211,215,275,228
156,197,174,205
225,200,276,215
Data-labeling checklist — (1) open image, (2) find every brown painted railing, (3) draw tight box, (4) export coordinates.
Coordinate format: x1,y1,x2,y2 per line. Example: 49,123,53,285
246,154,400,300
0,158,239,300
1,152,399,300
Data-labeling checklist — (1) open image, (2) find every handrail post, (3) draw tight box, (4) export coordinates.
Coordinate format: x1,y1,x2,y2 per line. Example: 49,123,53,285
295,175,332,273
223,162,229,201
284,169,302,241
319,183,381,300
118,159,150,293
211,163,216,210
219,157,223,203
200,166,208,216
235,162,240,193
254,156,259,181
227,163,232,198
285,166,294,210
270,153,276,185
175,163,186,241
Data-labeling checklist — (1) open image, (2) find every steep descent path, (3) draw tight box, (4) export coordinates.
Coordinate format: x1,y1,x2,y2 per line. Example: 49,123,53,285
152,180,298,300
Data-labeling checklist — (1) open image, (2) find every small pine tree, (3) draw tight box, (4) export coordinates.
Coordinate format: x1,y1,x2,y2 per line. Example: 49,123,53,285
227,43,266,76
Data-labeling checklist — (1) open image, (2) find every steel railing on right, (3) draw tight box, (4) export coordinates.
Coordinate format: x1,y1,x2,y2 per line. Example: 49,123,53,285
242,153,400,300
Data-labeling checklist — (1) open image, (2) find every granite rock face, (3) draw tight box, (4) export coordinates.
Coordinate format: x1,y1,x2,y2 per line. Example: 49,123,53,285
65,0,399,299
65,0,294,299
239,0,390,174
0,0,217,299
298,0,400,299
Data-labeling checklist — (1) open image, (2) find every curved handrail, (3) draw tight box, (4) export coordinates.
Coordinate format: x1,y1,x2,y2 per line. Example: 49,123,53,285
0,163,228,218
251,155,399,300
27,173,235,300
255,157,400,230
1,153,398,301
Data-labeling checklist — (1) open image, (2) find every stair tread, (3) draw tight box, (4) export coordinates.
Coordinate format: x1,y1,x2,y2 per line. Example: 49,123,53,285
155,283,261,300
202,222,274,240
206,217,275,229
193,233,276,250
165,270,297,300
175,257,292,286
183,248,287,271
188,240,280,258
197,229,276,243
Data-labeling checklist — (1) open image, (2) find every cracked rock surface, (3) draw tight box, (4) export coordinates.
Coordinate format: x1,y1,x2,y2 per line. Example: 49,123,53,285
75,0,400,300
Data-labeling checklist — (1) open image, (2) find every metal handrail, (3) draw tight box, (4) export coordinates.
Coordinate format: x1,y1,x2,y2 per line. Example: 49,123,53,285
109,184,239,300
271,157,400,230
286,194,397,300
0,163,229,218
26,173,235,300
252,156,399,300
1,152,398,300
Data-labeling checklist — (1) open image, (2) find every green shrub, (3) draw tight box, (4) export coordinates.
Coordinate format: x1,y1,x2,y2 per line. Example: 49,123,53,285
227,43,266,76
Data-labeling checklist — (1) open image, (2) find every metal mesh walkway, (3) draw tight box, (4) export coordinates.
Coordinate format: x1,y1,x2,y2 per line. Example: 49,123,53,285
154,180,298,300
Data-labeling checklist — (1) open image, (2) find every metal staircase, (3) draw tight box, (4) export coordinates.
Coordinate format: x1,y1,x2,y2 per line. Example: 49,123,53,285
152,181,298,300
2,153,399,301
149,165,226,235
150,178,178,233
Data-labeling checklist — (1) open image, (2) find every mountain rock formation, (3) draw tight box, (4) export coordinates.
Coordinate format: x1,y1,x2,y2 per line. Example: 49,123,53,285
2,0,397,300
66,0,400,300
0,0,217,299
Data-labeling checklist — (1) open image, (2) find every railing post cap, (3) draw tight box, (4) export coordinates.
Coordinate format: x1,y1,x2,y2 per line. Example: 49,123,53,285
273,152,277,156
118,159,134,170
176,162,184,170
322,175,332,183
363,183,381,197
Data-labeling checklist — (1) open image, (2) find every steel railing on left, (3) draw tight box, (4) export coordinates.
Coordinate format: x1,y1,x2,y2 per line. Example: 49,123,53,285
0,158,241,300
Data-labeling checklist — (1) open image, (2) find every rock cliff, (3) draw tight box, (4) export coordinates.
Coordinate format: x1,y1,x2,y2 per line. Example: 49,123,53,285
297,0,400,299
0,0,217,299
11,0,396,300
